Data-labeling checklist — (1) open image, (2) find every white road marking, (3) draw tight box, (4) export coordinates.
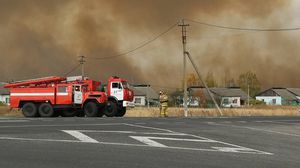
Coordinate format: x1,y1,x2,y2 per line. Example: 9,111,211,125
0,136,79,143
130,136,167,147
123,123,176,133
0,135,272,155
254,119,300,123
62,130,99,143
0,123,273,155
76,130,186,136
255,120,300,125
211,147,264,153
124,124,272,155
208,122,300,138
185,134,272,155
130,136,216,144
0,120,29,122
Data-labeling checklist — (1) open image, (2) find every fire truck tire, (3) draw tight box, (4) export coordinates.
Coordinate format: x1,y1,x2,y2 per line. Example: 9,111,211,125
84,102,98,117
22,102,38,117
115,107,126,117
104,100,118,117
76,110,85,117
38,103,55,117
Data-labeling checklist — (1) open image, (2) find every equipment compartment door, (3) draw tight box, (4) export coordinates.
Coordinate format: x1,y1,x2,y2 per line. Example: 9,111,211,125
73,85,83,104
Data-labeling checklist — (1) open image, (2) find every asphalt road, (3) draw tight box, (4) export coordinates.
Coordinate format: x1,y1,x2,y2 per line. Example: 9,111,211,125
0,116,300,168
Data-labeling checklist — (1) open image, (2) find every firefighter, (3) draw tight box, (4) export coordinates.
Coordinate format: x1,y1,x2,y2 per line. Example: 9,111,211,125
159,91,169,117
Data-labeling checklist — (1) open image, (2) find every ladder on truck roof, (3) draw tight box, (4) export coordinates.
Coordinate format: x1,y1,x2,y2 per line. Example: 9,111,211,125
4,76,66,88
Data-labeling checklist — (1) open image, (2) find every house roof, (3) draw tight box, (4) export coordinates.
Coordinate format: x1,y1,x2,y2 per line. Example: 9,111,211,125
188,87,249,100
272,89,297,101
287,88,300,97
132,85,159,99
0,84,9,95
257,88,300,101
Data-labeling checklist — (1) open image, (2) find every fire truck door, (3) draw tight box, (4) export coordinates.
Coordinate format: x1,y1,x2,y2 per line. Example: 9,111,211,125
111,82,123,100
73,85,83,104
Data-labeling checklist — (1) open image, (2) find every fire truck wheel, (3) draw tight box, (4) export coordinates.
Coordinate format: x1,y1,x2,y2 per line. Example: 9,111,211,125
76,110,85,117
84,102,98,117
104,100,118,117
115,107,126,117
38,103,55,117
22,102,38,117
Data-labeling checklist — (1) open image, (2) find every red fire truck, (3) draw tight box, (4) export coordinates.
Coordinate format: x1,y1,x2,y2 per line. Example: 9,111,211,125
4,76,134,117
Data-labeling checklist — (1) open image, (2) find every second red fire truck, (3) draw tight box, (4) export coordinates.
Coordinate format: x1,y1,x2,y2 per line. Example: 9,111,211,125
4,76,134,117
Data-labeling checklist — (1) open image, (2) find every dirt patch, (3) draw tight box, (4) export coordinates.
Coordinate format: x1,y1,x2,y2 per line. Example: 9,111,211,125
0,105,299,118
0,106,23,117
125,106,300,117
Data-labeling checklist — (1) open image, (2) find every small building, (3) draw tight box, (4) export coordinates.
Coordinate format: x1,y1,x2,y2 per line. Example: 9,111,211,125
0,84,10,105
256,88,300,106
132,85,159,107
188,87,249,108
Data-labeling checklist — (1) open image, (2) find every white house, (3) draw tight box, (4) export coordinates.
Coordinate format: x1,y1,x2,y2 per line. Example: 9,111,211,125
0,84,10,105
132,85,159,107
256,88,300,106
255,96,282,105
188,87,249,108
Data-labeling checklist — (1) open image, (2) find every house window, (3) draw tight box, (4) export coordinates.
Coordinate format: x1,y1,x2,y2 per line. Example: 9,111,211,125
272,99,276,104
223,98,229,105
135,98,142,104
5,97,9,104
233,99,238,104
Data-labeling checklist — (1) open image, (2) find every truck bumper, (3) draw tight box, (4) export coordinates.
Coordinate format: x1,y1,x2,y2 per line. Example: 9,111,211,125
123,101,135,107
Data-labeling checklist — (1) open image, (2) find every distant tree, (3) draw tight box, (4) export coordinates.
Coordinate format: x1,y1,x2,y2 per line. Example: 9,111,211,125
205,71,218,88
227,78,238,87
170,89,183,107
238,71,261,98
187,73,199,87
223,70,237,87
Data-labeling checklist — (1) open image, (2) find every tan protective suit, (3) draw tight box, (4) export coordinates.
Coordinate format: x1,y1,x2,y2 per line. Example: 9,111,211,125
159,93,169,117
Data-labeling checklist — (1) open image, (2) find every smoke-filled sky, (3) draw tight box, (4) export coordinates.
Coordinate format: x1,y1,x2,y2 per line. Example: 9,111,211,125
1,0,300,90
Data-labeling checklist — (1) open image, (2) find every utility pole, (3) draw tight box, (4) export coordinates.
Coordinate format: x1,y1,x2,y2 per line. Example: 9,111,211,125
78,56,86,77
178,19,189,117
247,83,250,106
185,52,223,116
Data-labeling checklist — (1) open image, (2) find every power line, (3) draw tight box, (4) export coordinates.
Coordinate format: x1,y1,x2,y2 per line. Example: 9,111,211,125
63,63,81,77
88,22,179,60
187,19,300,31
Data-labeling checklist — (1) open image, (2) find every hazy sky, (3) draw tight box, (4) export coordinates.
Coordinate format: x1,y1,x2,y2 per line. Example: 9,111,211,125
0,0,300,90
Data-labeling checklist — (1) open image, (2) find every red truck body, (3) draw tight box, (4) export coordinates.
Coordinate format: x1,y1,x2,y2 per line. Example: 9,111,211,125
5,76,134,117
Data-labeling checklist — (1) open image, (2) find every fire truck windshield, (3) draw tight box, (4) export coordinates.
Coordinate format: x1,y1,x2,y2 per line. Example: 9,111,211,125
122,82,129,89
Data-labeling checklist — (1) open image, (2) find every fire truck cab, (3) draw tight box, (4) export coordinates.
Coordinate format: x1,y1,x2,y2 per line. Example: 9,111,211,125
104,76,134,117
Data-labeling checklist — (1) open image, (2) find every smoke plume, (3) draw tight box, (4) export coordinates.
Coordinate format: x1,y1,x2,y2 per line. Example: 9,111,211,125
0,0,298,90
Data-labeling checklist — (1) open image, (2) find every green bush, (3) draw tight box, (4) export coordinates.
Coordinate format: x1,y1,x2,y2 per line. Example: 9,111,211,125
0,102,7,106
250,99,265,105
